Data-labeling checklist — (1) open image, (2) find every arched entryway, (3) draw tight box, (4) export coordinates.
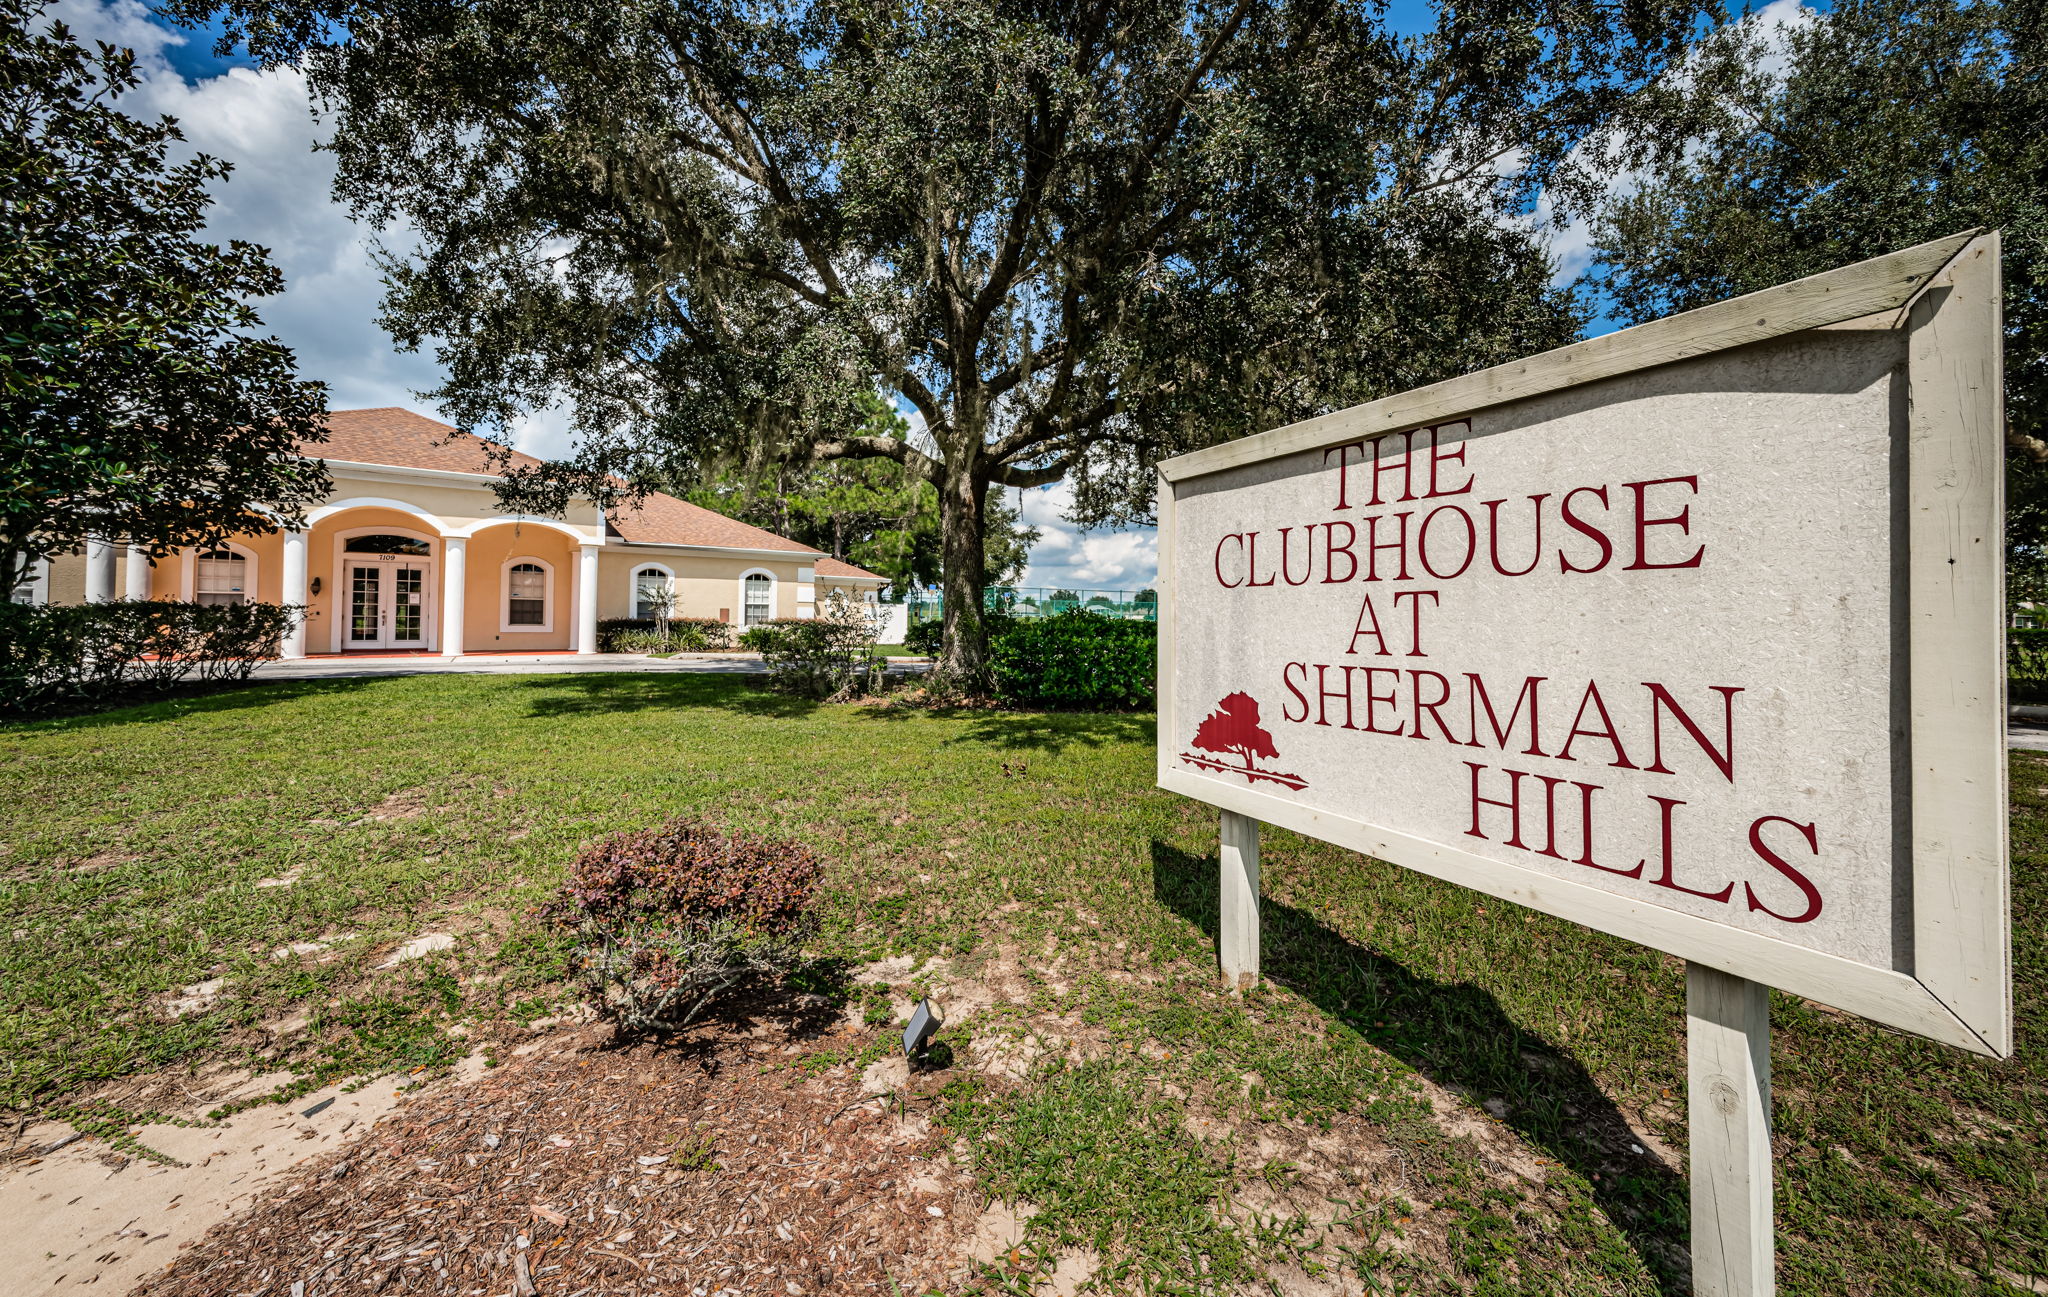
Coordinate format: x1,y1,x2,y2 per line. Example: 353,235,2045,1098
334,528,438,650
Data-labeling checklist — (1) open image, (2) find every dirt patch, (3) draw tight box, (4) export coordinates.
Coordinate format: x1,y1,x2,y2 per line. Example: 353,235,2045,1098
133,1013,996,1296
0,1063,467,1295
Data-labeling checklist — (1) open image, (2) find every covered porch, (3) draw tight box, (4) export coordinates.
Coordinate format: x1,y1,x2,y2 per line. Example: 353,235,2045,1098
76,499,604,660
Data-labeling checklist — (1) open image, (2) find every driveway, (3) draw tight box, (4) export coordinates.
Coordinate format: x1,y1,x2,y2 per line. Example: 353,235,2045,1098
250,652,927,681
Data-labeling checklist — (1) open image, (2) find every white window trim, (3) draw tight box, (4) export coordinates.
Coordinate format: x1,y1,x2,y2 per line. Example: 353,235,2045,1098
330,525,441,653
502,555,556,633
186,540,259,605
630,562,677,619
11,557,50,605
737,567,777,627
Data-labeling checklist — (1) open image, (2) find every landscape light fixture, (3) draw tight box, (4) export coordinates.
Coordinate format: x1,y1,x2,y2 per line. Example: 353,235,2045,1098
903,998,942,1059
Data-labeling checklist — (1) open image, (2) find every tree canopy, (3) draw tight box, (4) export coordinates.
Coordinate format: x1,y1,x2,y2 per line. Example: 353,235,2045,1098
680,396,1038,596
182,0,1709,679
1589,0,2045,602
0,0,329,593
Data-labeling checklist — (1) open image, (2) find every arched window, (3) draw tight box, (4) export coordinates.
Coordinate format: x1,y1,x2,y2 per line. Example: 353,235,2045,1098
343,533,432,556
743,572,772,625
195,546,251,606
505,560,550,630
633,566,675,620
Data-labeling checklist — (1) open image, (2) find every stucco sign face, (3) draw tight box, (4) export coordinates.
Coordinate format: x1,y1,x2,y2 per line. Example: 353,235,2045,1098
1157,233,2011,1056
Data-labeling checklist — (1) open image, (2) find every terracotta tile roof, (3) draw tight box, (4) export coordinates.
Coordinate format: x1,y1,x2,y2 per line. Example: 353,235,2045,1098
312,408,824,556
312,408,546,475
815,555,888,581
607,493,817,554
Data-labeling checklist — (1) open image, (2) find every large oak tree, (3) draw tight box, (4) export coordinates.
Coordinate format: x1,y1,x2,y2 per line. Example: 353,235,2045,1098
184,0,1707,680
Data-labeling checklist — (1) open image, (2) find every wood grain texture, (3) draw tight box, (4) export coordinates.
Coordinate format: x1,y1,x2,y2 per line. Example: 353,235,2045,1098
1159,231,1979,485
1688,964,1775,1297
1905,232,2014,1057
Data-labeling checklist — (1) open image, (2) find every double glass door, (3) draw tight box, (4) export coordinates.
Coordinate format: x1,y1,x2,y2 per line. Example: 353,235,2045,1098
347,561,430,650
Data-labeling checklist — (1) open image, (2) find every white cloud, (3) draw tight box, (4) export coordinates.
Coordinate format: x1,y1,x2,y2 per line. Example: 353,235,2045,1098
1014,480,1158,594
48,1,475,432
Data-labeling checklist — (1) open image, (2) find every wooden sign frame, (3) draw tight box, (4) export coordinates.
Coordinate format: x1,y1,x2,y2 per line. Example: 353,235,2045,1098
1155,231,2011,1061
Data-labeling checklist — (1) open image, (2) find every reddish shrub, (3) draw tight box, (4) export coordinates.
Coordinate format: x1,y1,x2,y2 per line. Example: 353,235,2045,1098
548,818,822,1032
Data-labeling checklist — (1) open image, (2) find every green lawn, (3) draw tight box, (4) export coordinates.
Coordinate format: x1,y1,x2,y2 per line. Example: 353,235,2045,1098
0,674,2040,1294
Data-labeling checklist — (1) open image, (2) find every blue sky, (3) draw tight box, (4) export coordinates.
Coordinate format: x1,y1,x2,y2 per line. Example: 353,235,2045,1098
71,0,1814,594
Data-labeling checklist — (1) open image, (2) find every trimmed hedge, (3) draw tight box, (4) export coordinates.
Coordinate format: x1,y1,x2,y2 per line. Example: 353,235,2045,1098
0,599,297,715
989,609,1155,710
595,617,735,653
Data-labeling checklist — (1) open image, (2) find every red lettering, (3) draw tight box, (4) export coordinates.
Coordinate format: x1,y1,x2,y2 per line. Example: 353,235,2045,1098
1346,594,1389,656
1366,431,1417,506
1644,683,1742,781
1244,530,1277,587
1466,674,1547,757
1426,421,1474,498
1410,669,1457,742
1362,667,1405,735
1324,443,1365,511
1465,762,1531,850
1323,521,1358,583
1281,662,1310,723
1392,589,1439,657
1745,817,1824,923
1279,525,1316,586
1362,511,1413,582
1214,533,1244,588
1556,681,1638,770
1624,475,1704,570
1640,796,1734,902
1417,505,1476,580
1559,486,1613,574
1313,664,1357,729
1484,494,1548,577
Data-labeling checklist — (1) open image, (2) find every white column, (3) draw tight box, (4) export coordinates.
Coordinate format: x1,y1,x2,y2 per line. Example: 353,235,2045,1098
576,544,600,654
441,536,467,658
1687,962,1774,1296
1219,810,1261,991
83,537,117,603
280,530,309,659
123,545,151,600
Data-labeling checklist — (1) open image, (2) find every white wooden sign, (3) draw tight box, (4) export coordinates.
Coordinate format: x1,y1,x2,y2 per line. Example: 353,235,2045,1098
1157,232,2011,1290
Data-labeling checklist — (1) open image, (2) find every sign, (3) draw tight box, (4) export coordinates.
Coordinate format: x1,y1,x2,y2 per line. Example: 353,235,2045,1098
1157,232,2010,1059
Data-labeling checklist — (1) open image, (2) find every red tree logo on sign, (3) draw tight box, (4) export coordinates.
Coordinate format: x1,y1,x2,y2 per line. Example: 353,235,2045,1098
1180,692,1308,790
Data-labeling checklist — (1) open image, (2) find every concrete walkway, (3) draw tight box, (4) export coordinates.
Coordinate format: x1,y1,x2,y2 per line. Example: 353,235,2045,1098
2009,704,2048,752
251,652,927,681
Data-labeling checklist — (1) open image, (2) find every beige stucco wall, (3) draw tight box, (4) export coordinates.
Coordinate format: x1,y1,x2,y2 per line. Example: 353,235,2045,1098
320,470,606,542
597,549,811,624
464,522,579,652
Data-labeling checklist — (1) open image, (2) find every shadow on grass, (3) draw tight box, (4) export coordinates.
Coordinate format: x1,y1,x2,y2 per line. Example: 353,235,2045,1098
517,672,827,720
1150,839,1690,1292
1,673,395,730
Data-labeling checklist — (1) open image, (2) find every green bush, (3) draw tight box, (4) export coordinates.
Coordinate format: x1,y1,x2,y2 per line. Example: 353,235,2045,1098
903,615,943,657
988,608,1155,709
757,593,884,698
596,617,734,653
545,816,821,1034
0,599,296,715
2010,628,2048,699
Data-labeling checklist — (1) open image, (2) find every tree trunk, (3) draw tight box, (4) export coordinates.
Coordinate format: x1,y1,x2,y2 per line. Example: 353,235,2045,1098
936,463,990,688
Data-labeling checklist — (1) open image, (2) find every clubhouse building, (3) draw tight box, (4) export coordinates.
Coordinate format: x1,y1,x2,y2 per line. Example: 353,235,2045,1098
20,408,888,656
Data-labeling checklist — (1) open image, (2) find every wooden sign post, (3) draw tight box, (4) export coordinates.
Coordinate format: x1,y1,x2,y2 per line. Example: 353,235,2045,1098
1156,233,2012,1293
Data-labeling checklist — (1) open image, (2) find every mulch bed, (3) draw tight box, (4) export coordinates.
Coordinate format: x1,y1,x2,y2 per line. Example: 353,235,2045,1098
134,1012,982,1297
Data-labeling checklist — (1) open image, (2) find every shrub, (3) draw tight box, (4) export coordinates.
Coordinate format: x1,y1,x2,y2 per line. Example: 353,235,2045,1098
0,599,296,715
903,615,943,657
989,608,1156,709
738,619,801,652
546,817,822,1033
758,592,884,698
596,617,735,653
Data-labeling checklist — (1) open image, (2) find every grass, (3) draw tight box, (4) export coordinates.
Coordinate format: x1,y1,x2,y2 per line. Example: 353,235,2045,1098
0,672,2040,1294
